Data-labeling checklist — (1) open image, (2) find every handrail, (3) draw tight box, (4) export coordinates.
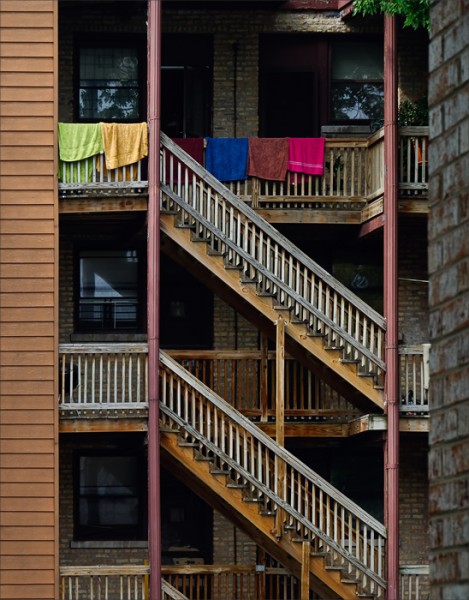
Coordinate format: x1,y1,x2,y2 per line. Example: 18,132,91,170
160,132,386,379
162,580,190,600
160,350,387,597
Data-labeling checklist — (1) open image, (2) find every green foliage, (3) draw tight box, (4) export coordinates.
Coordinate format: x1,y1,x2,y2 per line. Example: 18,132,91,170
398,95,429,126
353,0,430,30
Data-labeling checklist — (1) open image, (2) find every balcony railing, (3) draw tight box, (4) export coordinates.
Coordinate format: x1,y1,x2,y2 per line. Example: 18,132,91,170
59,563,429,600
399,344,430,413
58,343,430,417
400,564,430,600
59,153,148,197
59,343,149,410
57,127,428,207
60,565,150,600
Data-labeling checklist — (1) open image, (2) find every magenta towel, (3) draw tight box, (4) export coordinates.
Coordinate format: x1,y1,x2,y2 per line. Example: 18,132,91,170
287,138,325,176
247,138,289,181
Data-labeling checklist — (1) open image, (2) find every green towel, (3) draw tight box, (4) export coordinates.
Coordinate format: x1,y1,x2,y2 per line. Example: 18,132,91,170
58,123,104,183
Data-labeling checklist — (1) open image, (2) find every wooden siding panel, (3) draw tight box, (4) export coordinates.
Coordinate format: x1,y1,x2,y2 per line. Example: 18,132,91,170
0,43,54,58
0,86,55,101
1,1,55,11
0,410,56,425
0,11,57,28
1,556,55,570
0,234,55,248
0,292,55,307
0,3,58,599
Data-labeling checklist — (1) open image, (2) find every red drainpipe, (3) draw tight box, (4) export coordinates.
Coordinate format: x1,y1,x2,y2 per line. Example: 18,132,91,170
147,0,162,598
383,14,399,600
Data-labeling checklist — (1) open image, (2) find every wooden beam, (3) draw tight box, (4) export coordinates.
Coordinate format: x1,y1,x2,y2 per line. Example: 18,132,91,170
358,214,384,238
301,541,311,600
257,422,348,438
257,209,362,225
59,196,147,213
59,418,147,433
260,333,268,423
347,414,429,435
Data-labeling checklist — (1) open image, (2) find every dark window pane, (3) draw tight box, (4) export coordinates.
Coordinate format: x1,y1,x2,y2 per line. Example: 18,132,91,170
77,250,140,330
331,82,384,121
79,47,140,120
76,454,144,540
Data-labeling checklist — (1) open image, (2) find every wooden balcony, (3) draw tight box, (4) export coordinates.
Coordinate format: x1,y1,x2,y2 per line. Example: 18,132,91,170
59,563,429,600
58,343,429,433
58,127,428,221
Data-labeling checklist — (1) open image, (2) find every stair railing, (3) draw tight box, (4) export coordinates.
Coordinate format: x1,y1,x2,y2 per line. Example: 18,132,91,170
160,351,387,598
160,133,386,382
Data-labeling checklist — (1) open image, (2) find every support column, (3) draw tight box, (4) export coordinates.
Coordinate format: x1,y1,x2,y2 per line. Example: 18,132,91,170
383,14,399,600
147,1,162,598
275,317,286,537
301,541,311,600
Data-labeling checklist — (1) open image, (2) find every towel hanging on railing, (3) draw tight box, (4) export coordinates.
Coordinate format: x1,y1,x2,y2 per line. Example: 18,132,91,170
205,137,248,181
58,122,104,183
287,137,325,176
100,122,148,170
247,137,289,181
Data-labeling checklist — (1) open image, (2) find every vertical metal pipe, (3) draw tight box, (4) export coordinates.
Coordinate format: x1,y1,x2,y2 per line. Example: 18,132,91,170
147,0,161,598
383,14,399,600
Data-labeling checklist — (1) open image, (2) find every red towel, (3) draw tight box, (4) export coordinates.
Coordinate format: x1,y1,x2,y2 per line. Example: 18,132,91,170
172,138,204,165
247,138,289,181
287,138,325,176
165,138,204,183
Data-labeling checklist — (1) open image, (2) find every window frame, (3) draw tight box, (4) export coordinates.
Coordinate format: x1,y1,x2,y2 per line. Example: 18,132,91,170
74,245,146,333
329,38,384,127
74,450,147,542
74,34,147,123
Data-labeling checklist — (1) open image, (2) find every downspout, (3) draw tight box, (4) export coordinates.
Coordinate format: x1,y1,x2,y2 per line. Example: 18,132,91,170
383,14,399,600
147,0,162,598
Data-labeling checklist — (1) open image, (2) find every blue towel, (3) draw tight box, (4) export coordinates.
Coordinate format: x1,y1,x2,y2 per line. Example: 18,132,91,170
205,138,248,181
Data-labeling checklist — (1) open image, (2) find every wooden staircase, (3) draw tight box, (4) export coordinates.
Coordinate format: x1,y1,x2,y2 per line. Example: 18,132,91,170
159,352,387,599
160,134,386,409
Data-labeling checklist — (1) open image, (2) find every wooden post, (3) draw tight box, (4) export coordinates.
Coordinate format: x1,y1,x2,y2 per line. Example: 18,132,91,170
252,176,260,209
256,547,266,600
301,541,311,600
260,333,268,423
275,316,286,537
276,316,285,447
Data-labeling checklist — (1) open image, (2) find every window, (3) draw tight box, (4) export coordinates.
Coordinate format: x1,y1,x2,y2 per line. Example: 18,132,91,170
75,453,146,541
161,34,212,138
77,39,145,121
77,249,143,331
331,41,384,126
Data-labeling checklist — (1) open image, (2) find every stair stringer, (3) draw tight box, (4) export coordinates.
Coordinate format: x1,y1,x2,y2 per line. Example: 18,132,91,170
161,430,357,600
161,213,384,409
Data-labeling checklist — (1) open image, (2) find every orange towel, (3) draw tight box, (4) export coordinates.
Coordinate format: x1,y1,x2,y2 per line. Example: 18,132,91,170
100,122,148,170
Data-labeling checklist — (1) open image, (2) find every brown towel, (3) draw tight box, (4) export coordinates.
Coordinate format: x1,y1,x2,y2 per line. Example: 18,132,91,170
247,138,289,181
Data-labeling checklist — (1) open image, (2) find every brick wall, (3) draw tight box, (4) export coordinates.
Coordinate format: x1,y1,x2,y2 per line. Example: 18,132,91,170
428,0,469,597
398,217,429,344
399,437,430,566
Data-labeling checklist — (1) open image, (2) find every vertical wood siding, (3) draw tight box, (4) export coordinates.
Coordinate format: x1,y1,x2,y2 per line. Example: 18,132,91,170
0,1,58,598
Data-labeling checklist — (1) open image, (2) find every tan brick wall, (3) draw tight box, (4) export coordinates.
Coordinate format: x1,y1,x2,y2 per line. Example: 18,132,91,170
399,437,430,565
398,218,429,344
